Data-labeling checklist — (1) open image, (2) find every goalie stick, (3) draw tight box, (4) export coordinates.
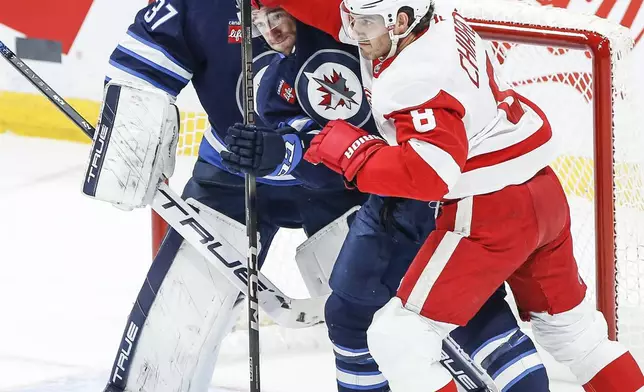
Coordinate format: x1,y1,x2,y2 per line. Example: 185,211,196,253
0,41,496,392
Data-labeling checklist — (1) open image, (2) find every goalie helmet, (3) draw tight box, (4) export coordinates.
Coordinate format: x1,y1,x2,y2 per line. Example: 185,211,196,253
340,0,433,58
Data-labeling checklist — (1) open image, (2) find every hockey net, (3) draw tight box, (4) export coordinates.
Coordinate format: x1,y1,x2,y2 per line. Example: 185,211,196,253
157,0,644,363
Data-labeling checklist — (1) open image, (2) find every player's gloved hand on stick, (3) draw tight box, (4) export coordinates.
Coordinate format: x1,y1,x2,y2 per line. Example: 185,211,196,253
221,123,303,177
304,119,387,182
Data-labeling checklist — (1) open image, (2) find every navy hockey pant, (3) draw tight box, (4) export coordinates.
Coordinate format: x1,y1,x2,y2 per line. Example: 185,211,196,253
326,195,549,392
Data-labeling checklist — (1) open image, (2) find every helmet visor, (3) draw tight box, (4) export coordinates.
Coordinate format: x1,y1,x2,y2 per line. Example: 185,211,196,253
251,8,289,38
340,2,389,42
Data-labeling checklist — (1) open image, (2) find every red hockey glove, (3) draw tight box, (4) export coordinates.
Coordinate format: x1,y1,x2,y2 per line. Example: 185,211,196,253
304,120,387,181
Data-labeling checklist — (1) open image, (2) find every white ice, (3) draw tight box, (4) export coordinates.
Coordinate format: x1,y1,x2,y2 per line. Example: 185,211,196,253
0,133,583,391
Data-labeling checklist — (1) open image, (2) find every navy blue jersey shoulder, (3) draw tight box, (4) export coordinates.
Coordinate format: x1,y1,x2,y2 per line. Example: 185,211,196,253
107,0,301,185
109,0,268,132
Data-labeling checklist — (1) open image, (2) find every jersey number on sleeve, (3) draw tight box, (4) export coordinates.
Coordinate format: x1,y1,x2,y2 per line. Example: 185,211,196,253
410,109,437,133
145,0,178,31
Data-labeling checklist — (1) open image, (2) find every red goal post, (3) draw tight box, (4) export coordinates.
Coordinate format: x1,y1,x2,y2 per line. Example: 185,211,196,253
468,9,621,341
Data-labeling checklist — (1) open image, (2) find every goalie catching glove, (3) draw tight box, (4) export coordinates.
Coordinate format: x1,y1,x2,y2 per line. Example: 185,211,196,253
82,81,179,210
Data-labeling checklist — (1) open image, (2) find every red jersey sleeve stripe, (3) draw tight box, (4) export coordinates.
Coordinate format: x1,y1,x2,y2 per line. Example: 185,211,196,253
464,95,552,172
409,138,462,190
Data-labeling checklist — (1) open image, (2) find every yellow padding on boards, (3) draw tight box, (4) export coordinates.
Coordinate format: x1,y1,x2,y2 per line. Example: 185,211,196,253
551,156,644,206
176,111,207,157
0,91,99,143
0,91,209,157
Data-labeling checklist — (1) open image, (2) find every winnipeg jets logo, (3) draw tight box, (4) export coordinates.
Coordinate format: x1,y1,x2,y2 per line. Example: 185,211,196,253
307,69,359,111
295,49,371,128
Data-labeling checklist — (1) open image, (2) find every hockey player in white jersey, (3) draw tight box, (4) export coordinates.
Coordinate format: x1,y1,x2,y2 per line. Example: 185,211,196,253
255,0,644,391
232,3,556,392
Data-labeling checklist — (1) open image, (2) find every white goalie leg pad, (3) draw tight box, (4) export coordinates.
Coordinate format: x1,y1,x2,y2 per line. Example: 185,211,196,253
82,80,179,210
125,242,243,392
367,297,458,391
295,206,360,296
530,297,627,384
123,201,257,392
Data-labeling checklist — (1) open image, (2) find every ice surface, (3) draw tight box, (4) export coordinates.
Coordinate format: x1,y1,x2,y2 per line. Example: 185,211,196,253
0,133,583,391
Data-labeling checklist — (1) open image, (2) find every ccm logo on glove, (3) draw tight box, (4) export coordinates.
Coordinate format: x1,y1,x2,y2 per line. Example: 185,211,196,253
345,134,382,159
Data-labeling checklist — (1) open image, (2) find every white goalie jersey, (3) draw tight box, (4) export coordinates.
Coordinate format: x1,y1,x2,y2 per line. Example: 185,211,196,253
356,7,557,201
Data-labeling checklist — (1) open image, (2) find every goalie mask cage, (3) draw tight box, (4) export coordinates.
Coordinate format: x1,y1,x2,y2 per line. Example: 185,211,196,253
153,0,644,361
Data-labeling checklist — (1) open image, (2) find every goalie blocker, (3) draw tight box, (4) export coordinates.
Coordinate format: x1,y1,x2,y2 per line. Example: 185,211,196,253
82,81,179,210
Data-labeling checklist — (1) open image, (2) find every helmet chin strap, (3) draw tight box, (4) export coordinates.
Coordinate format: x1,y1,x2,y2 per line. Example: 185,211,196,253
380,18,421,61
383,30,399,60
